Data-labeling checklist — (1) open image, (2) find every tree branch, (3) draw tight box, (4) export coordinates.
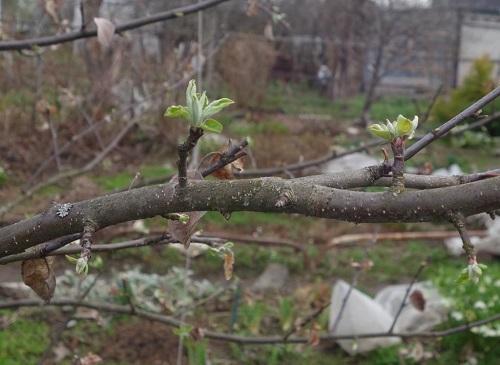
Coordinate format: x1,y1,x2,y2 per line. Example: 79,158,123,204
0,299,498,344
1,173,500,257
0,0,232,51
405,86,500,160
177,127,204,188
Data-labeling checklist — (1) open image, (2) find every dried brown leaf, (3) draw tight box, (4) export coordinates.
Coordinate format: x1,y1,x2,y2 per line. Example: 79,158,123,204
94,17,115,48
246,0,259,16
209,143,245,180
409,290,426,311
168,171,205,248
21,257,56,302
224,251,234,280
44,0,60,24
308,322,321,347
79,352,103,365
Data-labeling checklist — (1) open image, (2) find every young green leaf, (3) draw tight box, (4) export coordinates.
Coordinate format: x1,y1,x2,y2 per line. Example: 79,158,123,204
186,80,196,111
200,119,223,134
203,98,234,119
395,114,418,139
395,115,413,135
367,123,393,141
164,105,189,119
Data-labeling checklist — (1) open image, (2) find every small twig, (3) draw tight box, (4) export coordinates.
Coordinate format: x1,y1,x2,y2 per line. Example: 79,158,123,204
47,114,62,172
421,84,443,124
449,212,475,263
177,127,204,188
0,119,136,218
201,139,248,177
390,137,406,194
121,278,136,314
388,261,427,333
79,0,86,31
283,301,331,341
330,268,361,334
128,172,141,190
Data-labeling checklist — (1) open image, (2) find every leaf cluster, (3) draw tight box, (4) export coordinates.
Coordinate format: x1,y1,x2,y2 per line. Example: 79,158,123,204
165,80,234,134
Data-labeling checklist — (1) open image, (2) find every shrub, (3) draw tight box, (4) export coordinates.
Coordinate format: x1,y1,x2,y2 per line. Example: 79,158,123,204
432,56,500,135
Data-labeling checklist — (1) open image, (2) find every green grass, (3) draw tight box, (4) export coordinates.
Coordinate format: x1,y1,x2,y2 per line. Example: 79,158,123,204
227,119,289,137
95,164,174,191
262,82,422,122
0,316,50,365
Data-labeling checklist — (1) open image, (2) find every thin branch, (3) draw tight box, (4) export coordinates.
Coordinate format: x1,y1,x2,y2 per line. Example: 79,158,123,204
1,299,498,344
327,230,487,248
0,0,232,51
283,301,331,341
238,140,383,178
405,86,500,160
449,212,475,263
177,127,204,188
451,111,500,135
24,120,108,189
420,84,443,124
387,261,427,333
239,87,500,178
0,119,136,217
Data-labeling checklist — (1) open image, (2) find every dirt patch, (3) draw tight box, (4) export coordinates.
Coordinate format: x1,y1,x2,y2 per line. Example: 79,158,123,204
99,320,184,365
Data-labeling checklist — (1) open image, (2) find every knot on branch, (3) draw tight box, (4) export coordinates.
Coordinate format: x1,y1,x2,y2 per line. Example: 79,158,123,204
275,189,296,208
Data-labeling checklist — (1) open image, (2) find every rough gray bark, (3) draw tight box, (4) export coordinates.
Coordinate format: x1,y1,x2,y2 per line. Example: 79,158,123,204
1,170,499,258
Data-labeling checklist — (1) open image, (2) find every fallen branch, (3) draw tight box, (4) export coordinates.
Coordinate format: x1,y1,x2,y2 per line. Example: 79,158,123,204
1,299,498,344
327,230,488,248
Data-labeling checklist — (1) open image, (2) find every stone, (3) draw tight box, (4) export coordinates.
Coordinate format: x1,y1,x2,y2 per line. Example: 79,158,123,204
252,263,289,291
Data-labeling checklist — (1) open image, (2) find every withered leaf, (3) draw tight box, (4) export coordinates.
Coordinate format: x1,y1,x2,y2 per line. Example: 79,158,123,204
21,257,56,302
168,170,206,248
246,0,259,16
79,352,103,365
208,144,244,180
409,289,426,311
224,251,235,281
94,18,115,48
308,322,321,347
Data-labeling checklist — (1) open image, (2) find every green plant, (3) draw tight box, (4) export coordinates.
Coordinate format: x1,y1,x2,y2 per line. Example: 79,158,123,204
0,166,6,186
432,56,500,133
165,80,234,134
451,130,494,149
173,325,209,365
368,114,419,141
0,316,49,364
432,262,500,363
239,301,267,335
367,114,419,194
277,297,295,332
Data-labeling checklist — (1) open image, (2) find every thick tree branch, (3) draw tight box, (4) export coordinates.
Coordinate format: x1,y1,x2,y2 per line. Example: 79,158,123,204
1,173,500,257
0,0,232,51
